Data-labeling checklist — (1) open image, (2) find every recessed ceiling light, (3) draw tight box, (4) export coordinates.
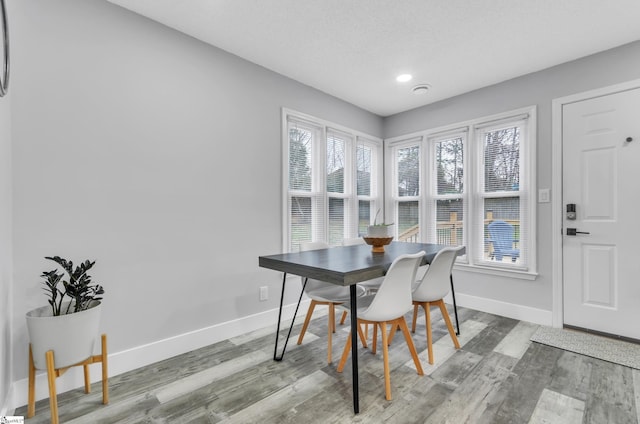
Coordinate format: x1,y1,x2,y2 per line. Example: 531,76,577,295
412,84,431,95
396,74,413,83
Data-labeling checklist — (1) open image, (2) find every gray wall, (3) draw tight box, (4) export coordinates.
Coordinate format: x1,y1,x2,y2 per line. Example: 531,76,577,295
10,0,382,382
0,57,13,410
384,40,640,311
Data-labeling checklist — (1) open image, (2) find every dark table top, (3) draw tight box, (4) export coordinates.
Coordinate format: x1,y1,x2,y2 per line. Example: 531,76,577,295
258,242,464,286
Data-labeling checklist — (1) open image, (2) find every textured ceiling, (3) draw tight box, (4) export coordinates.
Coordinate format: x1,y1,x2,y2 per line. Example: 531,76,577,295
107,0,640,116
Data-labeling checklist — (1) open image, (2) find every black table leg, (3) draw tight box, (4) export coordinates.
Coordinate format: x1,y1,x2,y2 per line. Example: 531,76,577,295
450,274,460,336
349,284,359,414
273,273,307,361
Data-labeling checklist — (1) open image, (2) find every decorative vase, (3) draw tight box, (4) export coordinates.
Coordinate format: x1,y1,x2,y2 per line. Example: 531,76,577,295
363,236,393,253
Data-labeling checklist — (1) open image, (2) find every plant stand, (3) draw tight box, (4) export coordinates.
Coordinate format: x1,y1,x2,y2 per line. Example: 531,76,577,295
27,333,109,424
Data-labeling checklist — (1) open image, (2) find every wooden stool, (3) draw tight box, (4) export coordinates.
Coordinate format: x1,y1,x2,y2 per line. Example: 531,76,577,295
27,333,109,424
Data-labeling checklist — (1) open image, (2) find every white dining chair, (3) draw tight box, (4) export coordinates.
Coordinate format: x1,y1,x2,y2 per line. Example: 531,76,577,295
297,241,367,363
342,237,384,294
337,251,425,400
411,246,463,365
341,237,385,342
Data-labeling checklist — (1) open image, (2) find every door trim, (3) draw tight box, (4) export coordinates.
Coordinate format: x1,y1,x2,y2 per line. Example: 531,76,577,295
551,78,640,328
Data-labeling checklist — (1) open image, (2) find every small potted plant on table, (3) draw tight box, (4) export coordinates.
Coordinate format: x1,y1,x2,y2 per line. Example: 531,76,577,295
364,209,394,252
25,256,108,424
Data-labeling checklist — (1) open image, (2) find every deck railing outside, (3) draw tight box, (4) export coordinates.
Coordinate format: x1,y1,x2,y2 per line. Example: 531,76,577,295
396,212,520,260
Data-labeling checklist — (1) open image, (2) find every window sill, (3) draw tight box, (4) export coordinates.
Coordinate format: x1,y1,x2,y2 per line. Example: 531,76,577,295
454,263,538,281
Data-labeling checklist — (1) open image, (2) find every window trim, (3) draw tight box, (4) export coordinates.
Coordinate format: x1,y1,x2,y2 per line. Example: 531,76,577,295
473,117,532,271
385,106,538,278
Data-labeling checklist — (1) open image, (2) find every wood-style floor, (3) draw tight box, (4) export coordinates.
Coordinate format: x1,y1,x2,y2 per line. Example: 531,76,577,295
16,306,640,423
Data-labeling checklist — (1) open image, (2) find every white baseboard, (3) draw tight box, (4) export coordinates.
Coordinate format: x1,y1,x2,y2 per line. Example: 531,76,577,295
9,300,310,411
446,292,552,326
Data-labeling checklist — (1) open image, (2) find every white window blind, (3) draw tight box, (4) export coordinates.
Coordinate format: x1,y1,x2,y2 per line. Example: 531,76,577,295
287,118,325,252
327,129,350,246
393,142,421,242
356,137,379,236
429,133,466,248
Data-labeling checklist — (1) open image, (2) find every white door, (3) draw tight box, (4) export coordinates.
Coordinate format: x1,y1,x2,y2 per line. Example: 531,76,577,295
562,87,640,340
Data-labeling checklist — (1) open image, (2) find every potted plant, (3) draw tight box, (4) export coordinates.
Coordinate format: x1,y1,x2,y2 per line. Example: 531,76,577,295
26,255,104,369
367,209,394,237
25,256,108,422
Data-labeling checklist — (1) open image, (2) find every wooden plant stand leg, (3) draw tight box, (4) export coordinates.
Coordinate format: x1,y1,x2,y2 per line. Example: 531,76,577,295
27,345,36,418
84,363,91,393
45,350,60,424
101,334,109,404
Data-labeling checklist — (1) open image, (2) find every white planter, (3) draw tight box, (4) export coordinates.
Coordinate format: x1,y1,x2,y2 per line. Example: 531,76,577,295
367,225,392,238
26,301,102,370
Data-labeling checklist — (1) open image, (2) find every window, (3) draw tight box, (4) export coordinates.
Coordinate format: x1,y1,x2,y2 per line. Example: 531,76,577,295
284,110,382,252
389,140,422,242
356,140,379,237
429,131,466,248
288,120,322,251
475,118,531,269
386,107,536,275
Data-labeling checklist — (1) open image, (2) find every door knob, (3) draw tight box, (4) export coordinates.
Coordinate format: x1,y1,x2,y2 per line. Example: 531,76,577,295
626,137,633,143
566,228,590,236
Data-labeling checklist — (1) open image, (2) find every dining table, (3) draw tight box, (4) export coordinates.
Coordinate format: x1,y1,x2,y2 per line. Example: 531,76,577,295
258,241,465,413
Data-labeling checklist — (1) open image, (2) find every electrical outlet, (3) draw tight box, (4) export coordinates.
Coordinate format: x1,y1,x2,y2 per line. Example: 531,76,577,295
259,286,268,301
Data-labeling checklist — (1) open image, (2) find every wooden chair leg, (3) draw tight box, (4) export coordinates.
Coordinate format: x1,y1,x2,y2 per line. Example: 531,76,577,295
398,317,424,375
330,303,337,333
356,323,368,348
45,350,60,424
101,334,109,404
387,323,400,346
297,301,317,345
339,310,348,325
336,331,352,372
423,302,434,365
380,321,392,400
411,303,419,333
437,300,460,349
28,344,36,418
372,323,378,354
